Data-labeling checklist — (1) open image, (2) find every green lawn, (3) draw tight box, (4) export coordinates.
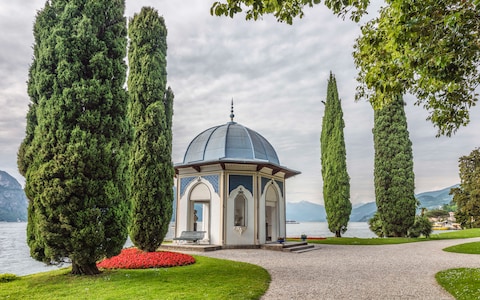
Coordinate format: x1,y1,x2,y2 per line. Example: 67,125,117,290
0,256,270,300
287,228,480,245
443,241,480,254
288,237,420,245
3,229,479,300
430,228,480,240
436,231,480,300
436,268,480,300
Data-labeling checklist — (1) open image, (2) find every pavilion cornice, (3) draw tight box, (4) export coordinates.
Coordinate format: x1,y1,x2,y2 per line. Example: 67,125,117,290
174,159,300,179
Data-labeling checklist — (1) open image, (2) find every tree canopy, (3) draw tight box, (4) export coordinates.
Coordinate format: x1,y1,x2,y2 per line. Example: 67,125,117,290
210,0,369,23
451,148,480,228
354,0,480,136
211,0,480,136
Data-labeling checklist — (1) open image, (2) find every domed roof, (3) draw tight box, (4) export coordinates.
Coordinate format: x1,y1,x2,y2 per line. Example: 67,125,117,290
182,121,280,165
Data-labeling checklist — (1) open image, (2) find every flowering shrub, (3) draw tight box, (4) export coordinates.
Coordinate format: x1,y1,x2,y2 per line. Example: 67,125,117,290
97,248,195,269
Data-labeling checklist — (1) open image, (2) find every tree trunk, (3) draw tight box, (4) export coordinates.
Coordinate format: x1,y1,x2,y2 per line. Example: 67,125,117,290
71,261,101,275
335,231,341,238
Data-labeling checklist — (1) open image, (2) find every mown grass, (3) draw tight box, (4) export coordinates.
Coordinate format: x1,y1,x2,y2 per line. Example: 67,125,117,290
436,238,480,299
287,228,480,245
443,241,480,254
436,268,480,300
0,256,270,300
290,237,421,245
430,228,480,240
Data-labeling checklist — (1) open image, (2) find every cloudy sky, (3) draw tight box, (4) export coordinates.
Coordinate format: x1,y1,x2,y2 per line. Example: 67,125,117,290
1,1,478,205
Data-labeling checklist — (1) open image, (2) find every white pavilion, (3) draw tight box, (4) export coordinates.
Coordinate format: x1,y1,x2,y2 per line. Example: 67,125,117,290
173,105,300,247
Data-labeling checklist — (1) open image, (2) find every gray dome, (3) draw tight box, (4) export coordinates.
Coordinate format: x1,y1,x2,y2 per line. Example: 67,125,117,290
183,122,280,165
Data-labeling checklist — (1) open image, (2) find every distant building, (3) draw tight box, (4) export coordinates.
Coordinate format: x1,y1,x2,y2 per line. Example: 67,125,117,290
173,104,300,246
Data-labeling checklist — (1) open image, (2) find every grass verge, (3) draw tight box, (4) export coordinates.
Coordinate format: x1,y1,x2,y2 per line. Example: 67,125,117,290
288,237,421,245
437,238,480,299
436,268,480,300
287,228,480,245
443,241,480,254
0,256,270,300
430,228,480,240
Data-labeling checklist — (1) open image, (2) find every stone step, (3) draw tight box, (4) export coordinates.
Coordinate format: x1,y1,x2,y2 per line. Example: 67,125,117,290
262,241,306,251
261,241,317,253
291,245,317,253
282,241,309,249
283,244,315,253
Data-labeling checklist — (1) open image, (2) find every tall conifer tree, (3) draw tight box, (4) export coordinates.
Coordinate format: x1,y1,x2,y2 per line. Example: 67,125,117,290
321,72,351,237
18,0,129,275
373,95,416,237
127,7,174,252
19,2,57,263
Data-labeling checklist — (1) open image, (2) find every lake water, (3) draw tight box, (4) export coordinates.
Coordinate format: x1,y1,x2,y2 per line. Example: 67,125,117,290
0,222,63,276
286,222,377,239
0,221,375,276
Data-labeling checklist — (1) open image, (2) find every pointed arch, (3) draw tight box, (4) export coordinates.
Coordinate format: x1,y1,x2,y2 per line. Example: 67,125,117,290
234,193,247,226
189,182,211,201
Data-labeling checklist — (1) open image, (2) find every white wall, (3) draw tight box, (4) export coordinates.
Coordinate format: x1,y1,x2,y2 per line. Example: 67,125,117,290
225,186,255,245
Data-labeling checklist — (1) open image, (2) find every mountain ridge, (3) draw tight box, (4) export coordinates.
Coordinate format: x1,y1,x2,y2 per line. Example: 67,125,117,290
0,168,459,224
287,185,458,222
0,170,28,222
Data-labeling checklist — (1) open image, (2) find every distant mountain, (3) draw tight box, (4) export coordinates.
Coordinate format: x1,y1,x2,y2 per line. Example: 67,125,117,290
286,201,377,222
416,185,458,210
287,185,458,222
0,169,457,224
286,201,326,222
349,202,377,222
0,171,28,222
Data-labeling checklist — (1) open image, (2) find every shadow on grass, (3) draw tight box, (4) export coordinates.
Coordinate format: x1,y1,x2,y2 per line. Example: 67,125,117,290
0,256,270,300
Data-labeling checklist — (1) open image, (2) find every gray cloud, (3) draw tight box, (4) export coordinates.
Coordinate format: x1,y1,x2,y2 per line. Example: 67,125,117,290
1,1,478,205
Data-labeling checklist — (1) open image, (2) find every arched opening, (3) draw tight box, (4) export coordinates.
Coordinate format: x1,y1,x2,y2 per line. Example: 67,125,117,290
189,182,211,242
265,184,279,242
234,193,247,226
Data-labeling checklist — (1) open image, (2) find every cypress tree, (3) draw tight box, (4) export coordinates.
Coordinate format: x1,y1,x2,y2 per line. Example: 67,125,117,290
320,72,351,237
373,94,416,237
18,0,129,275
18,2,57,262
127,7,174,252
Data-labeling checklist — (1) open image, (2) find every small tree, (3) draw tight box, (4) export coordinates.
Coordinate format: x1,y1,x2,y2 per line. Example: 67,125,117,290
451,148,480,228
368,212,384,238
373,95,416,237
320,72,351,237
407,215,433,238
128,7,174,252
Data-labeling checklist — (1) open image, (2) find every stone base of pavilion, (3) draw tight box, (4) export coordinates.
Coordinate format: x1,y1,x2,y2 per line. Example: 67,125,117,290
159,241,312,252
159,243,223,252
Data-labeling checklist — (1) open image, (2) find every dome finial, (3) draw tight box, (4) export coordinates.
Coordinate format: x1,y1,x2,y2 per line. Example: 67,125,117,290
230,98,235,122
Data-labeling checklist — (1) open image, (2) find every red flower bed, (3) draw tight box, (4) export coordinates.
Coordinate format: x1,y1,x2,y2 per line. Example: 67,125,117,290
97,248,195,269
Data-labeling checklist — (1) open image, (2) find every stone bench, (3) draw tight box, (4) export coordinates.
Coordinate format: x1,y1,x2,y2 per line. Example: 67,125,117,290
173,231,206,243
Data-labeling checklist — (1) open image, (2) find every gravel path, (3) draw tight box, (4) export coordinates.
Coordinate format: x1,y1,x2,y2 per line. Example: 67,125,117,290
196,237,480,299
